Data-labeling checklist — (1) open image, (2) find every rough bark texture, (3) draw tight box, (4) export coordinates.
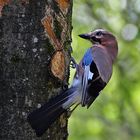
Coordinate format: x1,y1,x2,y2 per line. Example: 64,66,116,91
0,0,72,140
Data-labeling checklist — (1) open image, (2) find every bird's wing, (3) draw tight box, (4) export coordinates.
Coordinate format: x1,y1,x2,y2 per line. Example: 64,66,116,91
92,46,113,83
81,45,112,107
80,48,94,107
81,65,90,106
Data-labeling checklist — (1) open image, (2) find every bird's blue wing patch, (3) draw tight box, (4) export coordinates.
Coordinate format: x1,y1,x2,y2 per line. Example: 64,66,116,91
82,48,94,80
82,48,93,66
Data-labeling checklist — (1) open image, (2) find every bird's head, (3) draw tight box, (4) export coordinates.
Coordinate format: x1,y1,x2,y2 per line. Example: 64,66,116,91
79,29,118,62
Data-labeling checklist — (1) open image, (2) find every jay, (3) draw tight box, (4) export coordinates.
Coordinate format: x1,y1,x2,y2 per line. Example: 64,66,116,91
27,29,118,137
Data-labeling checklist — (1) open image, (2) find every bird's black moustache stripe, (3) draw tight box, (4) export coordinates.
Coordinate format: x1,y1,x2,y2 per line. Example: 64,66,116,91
91,36,101,44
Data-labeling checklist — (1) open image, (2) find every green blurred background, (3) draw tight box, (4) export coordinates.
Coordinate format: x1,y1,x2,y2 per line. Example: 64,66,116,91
68,0,140,140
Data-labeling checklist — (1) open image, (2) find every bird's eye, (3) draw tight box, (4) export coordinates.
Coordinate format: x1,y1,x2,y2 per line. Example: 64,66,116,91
96,31,102,36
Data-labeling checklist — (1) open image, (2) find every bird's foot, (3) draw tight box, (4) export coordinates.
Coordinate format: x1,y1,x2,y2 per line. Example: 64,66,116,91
67,103,80,118
70,57,78,69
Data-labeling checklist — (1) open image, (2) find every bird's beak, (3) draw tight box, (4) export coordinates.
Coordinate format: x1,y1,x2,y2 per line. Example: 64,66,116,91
78,33,91,40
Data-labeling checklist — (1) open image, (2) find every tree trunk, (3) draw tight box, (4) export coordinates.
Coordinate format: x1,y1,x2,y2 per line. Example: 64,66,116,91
0,1,72,140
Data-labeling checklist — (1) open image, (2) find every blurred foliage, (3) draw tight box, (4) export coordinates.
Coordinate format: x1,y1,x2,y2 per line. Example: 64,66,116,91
68,0,140,140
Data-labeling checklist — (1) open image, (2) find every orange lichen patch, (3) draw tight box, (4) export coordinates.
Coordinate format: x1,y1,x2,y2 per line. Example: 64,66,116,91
0,0,10,5
51,51,65,80
56,0,70,12
0,0,10,17
42,16,62,50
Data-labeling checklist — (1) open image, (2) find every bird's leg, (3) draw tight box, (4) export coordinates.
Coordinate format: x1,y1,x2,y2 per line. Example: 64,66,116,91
68,103,80,118
62,57,77,90
70,57,78,69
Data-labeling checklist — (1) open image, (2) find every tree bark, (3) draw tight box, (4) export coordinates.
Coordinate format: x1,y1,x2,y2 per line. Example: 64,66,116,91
0,0,72,140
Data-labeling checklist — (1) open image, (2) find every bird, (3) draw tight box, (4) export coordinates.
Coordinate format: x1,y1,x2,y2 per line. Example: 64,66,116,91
27,29,118,137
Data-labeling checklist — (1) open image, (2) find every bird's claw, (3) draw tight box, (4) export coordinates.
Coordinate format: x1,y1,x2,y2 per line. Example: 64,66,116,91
70,57,77,69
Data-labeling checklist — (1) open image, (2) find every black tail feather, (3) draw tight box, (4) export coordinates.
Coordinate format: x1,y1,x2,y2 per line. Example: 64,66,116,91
27,87,76,137
28,106,66,137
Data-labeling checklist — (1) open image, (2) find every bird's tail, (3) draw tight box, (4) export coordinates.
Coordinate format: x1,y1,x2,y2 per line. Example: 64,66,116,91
27,87,79,137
